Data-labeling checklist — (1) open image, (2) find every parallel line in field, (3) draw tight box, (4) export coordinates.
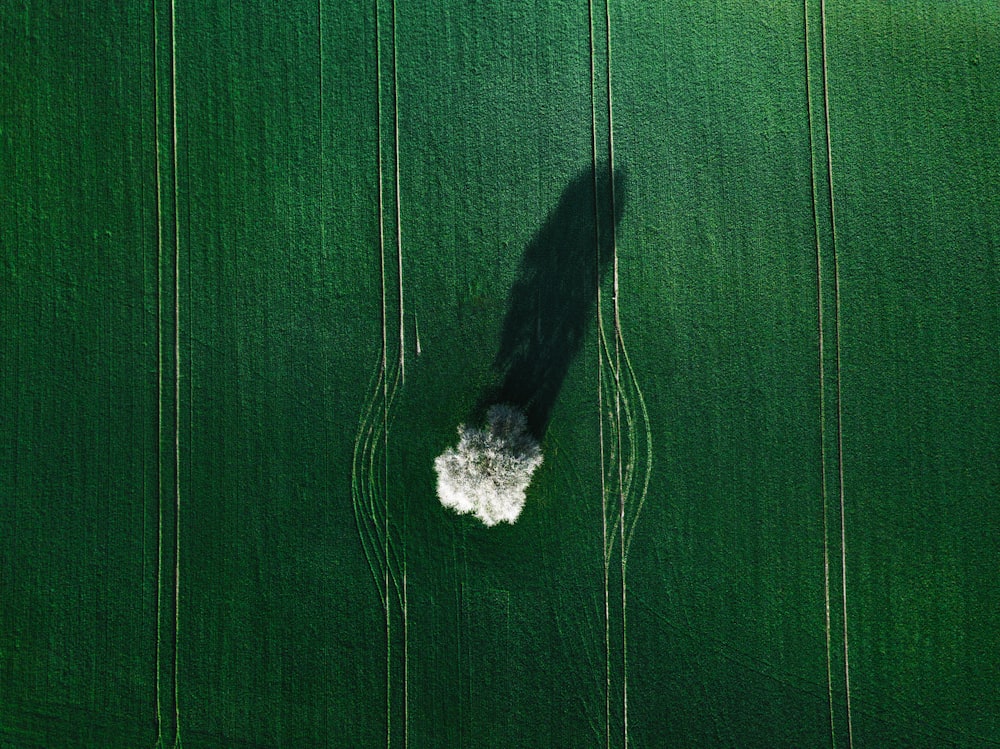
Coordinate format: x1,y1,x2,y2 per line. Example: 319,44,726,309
169,0,182,741
152,0,182,745
391,0,405,386
604,2,629,742
586,1,612,744
818,1,854,742
152,0,165,735
318,0,325,257
373,4,392,743
388,2,408,743
802,1,836,743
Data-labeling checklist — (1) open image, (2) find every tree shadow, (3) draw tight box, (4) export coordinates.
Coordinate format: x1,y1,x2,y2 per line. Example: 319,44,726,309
474,163,627,438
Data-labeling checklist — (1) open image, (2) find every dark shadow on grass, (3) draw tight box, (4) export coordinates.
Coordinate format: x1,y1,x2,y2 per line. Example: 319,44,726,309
474,163,627,438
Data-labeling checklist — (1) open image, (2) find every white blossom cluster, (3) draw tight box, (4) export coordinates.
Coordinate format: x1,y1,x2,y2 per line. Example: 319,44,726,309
434,405,543,526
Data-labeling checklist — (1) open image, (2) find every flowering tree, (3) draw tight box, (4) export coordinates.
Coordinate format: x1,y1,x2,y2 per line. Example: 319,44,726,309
434,404,543,526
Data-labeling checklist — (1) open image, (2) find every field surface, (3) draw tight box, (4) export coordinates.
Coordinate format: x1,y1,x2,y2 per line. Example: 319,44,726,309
2,1,999,747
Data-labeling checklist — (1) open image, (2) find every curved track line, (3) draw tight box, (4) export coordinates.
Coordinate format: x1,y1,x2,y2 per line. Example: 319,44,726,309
349,3,407,743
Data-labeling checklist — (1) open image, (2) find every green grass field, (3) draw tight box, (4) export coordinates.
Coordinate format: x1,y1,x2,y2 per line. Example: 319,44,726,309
2,1,998,746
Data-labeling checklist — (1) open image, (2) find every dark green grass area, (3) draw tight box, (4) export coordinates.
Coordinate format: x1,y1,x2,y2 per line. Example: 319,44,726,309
1,1,160,743
830,3,1000,745
2,1,998,747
